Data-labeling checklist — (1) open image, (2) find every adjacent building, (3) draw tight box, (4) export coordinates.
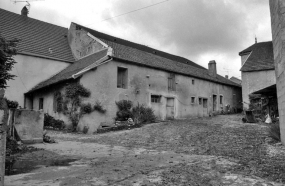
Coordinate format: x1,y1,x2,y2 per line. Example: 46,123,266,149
239,41,276,108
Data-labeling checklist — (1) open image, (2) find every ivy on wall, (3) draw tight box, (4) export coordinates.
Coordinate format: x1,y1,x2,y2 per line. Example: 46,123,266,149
55,83,106,131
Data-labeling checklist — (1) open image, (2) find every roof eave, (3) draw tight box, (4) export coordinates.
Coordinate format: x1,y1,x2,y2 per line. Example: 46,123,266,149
18,51,75,63
112,56,241,88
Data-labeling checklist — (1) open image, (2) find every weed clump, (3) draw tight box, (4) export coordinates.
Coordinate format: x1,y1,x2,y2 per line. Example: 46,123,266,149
268,122,281,142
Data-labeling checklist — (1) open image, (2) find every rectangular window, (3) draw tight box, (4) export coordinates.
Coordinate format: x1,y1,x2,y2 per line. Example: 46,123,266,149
203,98,208,108
151,95,161,103
39,98,44,110
220,95,223,104
199,98,202,105
117,67,128,89
191,97,195,104
192,79,195,85
168,73,175,91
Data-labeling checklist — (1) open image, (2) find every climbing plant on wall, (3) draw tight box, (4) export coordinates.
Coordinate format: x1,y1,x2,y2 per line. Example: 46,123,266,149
62,83,91,131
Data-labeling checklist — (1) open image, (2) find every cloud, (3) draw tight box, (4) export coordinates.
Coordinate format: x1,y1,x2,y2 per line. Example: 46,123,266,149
108,0,271,77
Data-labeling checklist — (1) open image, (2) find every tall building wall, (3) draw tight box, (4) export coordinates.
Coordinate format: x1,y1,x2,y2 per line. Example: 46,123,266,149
269,0,285,144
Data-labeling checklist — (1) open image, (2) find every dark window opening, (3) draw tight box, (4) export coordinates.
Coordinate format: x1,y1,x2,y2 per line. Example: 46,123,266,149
151,95,161,103
168,73,175,91
192,79,195,85
191,97,195,104
220,95,223,104
203,98,208,108
117,67,128,89
39,98,44,110
199,98,202,105
213,95,217,111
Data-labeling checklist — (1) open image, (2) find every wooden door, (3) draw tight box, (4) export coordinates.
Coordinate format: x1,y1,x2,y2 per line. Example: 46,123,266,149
166,98,174,119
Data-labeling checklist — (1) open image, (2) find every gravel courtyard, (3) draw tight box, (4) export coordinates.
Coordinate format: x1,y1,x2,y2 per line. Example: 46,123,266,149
5,114,285,186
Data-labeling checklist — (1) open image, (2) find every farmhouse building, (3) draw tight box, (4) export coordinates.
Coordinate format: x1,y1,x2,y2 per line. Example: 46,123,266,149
1,8,242,133
239,41,278,118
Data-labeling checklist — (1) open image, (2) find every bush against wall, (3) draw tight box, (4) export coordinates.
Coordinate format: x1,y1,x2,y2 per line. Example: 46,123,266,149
115,100,133,121
132,103,156,124
115,100,156,125
44,113,64,130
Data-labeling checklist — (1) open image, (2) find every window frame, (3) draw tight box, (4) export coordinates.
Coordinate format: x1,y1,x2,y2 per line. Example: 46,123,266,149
168,73,176,91
220,95,223,105
198,97,202,105
151,95,161,103
117,67,128,89
191,96,196,104
39,98,44,110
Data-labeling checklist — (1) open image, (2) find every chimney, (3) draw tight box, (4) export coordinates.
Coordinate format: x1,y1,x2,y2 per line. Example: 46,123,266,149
208,60,217,78
225,75,228,79
21,6,29,16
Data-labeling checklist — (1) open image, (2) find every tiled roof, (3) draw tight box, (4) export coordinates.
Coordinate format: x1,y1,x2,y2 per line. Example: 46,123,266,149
27,49,108,93
239,41,274,72
78,23,240,87
27,22,241,93
75,23,206,70
229,77,242,85
0,8,75,62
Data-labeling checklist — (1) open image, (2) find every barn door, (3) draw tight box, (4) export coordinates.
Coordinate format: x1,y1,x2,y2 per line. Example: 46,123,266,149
166,98,174,119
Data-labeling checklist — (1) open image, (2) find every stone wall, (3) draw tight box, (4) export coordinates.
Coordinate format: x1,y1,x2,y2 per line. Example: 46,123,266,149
269,0,285,144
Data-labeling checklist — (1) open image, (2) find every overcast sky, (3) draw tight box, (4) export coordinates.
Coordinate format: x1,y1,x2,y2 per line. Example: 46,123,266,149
1,0,272,78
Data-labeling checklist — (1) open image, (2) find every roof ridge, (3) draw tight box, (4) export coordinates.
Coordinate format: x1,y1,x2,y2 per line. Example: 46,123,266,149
239,41,272,55
74,22,206,70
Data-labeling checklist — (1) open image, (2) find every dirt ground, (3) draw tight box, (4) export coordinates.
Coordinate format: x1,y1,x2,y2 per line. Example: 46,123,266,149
4,114,285,186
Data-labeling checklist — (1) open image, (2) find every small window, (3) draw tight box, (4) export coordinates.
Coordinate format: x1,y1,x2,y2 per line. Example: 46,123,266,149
220,95,223,104
199,98,202,105
192,79,195,85
168,73,176,91
191,97,195,104
39,98,44,110
151,95,161,103
117,67,128,89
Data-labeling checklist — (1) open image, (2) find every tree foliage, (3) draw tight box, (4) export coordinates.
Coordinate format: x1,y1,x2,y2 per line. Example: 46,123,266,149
0,34,19,89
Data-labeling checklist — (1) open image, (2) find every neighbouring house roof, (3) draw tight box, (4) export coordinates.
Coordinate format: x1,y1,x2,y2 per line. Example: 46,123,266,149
239,41,274,72
229,76,242,85
0,8,75,62
26,22,241,94
26,48,109,93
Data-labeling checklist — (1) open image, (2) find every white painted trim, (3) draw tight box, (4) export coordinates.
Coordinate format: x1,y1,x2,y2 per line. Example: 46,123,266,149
87,32,109,48
240,51,252,69
72,56,112,79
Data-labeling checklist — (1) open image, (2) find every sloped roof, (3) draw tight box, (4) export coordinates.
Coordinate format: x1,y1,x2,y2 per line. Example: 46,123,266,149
76,23,206,70
76,23,240,87
27,48,108,93
27,22,241,93
0,8,75,62
239,41,274,72
229,76,242,85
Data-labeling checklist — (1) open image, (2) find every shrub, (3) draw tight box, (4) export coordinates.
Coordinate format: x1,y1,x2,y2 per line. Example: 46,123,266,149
132,104,156,124
116,100,132,111
268,122,281,142
5,98,18,109
81,103,92,114
44,113,65,130
115,100,133,121
94,101,106,113
65,83,91,99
